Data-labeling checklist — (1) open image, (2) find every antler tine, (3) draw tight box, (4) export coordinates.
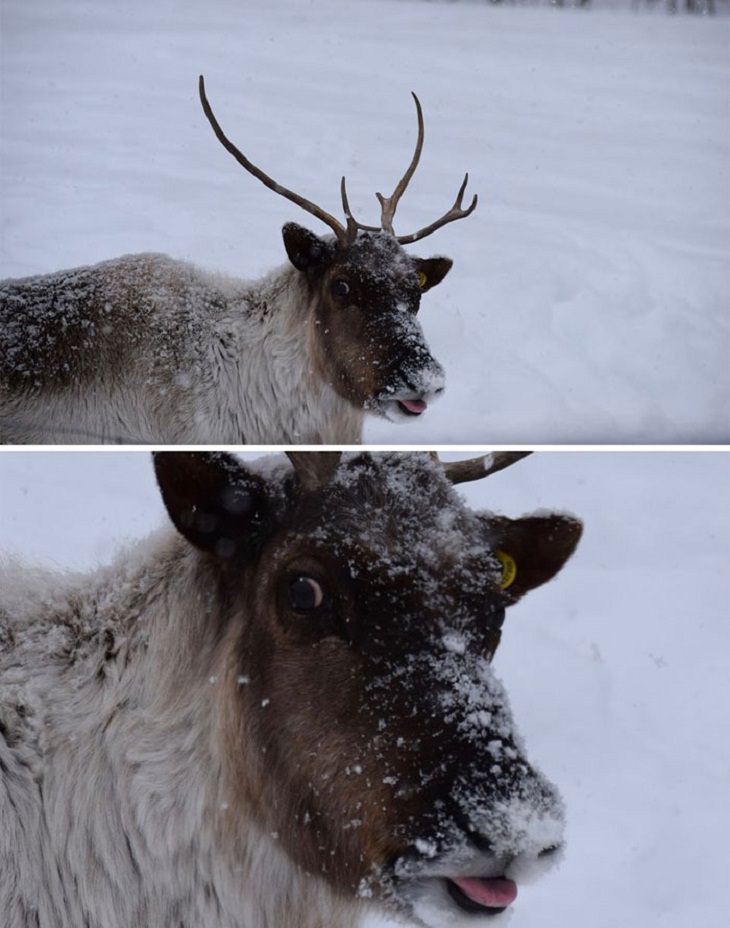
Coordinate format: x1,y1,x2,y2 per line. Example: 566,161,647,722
434,451,533,485
199,76,349,245
340,177,381,243
375,92,425,236
285,452,343,493
397,172,478,246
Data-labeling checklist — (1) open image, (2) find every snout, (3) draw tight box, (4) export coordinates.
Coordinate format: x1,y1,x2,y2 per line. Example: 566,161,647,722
384,768,565,927
364,638,566,925
390,830,564,927
374,358,446,422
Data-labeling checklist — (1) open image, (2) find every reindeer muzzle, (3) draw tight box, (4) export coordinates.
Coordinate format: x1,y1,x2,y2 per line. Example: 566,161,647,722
390,830,563,927
374,358,445,422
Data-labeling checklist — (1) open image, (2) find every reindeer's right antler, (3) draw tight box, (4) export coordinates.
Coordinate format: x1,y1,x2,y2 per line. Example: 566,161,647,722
286,452,343,493
199,76,353,246
199,77,477,247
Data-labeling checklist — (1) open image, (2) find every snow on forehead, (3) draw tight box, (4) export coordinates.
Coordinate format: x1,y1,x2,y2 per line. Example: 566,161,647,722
346,232,415,280
317,453,495,574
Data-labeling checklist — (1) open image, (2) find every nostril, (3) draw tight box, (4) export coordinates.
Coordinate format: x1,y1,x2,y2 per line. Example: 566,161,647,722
505,844,564,886
538,844,562,858
451,810,494,854
469,832,493,853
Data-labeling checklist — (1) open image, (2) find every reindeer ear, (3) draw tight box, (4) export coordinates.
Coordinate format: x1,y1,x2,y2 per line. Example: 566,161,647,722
486,513,582,603
282,222,334,273
153,452,270,560
415,256,453,292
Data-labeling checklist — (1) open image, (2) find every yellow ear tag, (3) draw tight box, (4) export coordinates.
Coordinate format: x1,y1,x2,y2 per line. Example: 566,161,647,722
495,549,517,590
417,271,428,289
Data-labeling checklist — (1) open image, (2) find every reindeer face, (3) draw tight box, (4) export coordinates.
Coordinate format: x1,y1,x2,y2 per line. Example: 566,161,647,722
284,225,450,420
153,452,581,926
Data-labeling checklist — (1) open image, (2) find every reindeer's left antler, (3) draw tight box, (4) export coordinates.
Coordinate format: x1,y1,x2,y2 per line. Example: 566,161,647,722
433,451,533,485
343,92,478,244
396,170,478,245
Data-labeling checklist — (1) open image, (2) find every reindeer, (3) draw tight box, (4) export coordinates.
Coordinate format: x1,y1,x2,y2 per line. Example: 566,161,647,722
0,79,476,444
0,450,581,928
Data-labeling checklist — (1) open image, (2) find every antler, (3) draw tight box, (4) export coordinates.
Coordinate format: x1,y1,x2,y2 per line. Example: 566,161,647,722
285,450,529,493
199,77,476,247
199,76,351,246
286,452,343,493
339,177,381,241
396,171,478,245
345,92,478,244
433,451,533,485
376,92,426,236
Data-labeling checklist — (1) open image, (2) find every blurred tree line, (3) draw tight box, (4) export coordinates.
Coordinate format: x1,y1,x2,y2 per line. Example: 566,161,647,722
470,0,721,12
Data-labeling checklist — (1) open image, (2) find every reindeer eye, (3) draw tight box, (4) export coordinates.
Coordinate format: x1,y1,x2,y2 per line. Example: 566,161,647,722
332,279,350,298
288,576,324,612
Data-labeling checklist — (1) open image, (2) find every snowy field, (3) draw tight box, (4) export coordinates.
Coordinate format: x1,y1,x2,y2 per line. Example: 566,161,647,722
1,0,728,444
1,449,728,928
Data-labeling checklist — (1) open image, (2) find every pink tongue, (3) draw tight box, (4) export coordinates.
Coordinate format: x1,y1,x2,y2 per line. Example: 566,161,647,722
451,877,518,909
399,399,427,414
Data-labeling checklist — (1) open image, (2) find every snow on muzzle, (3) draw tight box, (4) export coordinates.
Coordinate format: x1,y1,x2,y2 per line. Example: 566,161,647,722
389,767,565,927
375,355,445,422
382,651,565,927
367,307,446,421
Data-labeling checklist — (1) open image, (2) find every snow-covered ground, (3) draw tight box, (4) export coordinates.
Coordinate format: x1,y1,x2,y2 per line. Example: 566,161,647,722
0,449,728,928
1,0,728,443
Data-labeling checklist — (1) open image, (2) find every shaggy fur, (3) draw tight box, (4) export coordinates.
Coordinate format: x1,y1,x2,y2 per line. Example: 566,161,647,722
0,452,582,928
0,230,448,444
0,255,361,444
0,543,361,928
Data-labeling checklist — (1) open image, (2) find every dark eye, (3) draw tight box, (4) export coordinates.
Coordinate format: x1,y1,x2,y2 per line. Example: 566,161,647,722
288,576,325,612
332,278,350,298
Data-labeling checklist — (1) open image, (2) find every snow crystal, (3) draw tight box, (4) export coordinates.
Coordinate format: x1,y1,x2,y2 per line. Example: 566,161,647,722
414,838,439,859
441,631,467,655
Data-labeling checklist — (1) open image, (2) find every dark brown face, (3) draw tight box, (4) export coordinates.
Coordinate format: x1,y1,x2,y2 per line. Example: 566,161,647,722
283,224,451,420
153,452,582,928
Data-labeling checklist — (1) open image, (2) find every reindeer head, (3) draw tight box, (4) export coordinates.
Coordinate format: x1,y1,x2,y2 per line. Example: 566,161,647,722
199,79,477,421
153,451,581,927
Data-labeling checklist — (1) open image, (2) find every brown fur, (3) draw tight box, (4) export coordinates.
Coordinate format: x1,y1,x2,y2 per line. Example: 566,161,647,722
1,452,581,928
153,452,582,910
